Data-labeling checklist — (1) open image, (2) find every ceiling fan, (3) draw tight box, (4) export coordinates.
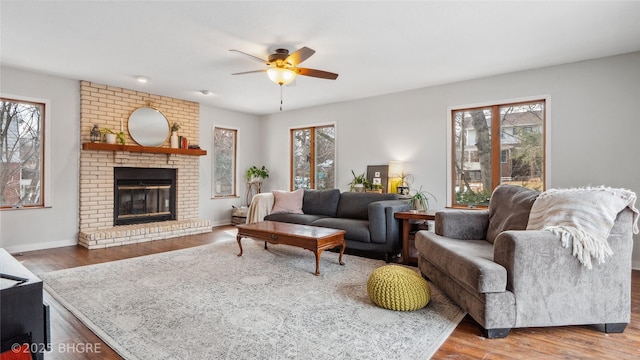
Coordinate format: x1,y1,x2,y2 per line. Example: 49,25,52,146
229,47,339,86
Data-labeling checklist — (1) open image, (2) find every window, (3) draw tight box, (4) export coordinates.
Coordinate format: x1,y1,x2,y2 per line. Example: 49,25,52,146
290,125,335,190
212,127,237,197
500,149,509,163
1,97,45,208
451,100,545,207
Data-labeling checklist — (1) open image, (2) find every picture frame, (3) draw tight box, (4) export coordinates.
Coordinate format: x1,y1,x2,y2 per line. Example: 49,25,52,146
366,165,388,193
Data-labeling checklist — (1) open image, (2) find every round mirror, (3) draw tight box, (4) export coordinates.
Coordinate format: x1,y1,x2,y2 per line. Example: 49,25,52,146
128,107,170,147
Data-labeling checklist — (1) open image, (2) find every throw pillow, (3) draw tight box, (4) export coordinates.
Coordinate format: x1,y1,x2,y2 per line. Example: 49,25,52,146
486,184,540,243
271,189,304,214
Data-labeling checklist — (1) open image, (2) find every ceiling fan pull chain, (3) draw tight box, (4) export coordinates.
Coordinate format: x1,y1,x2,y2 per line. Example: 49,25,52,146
280,85,284,111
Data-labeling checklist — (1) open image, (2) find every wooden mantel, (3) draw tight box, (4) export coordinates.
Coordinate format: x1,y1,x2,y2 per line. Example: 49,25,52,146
82,142,206,156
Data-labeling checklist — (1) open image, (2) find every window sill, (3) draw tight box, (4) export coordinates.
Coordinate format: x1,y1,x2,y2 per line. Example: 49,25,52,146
1,205,52,211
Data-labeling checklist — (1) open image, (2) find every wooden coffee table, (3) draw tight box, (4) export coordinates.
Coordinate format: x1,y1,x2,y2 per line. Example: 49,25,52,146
236,221,346,276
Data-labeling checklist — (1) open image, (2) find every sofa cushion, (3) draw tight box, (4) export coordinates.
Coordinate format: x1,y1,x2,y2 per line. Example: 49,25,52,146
312,218,371,243
264,213,328,225
336,192,398,220
486,185,540,244
271,189,304,214
415,231,507,293
303,189,341,217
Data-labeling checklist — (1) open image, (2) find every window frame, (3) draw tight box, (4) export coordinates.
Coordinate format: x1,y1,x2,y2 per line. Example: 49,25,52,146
289,123,336,191
447,96,549,208
211,126,238,199
0,94,50,210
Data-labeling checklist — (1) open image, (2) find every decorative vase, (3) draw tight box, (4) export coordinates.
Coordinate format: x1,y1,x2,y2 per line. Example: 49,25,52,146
354,184,365,192
170,131,179,148
105,133,116,144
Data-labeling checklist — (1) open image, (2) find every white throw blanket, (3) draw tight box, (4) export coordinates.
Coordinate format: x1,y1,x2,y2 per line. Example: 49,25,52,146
245,192,274,223
526,186,639,269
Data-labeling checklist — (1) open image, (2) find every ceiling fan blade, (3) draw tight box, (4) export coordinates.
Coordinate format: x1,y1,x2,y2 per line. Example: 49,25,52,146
295,68,339,80
229,49,268,64
231,69,267,75
286,47,315,66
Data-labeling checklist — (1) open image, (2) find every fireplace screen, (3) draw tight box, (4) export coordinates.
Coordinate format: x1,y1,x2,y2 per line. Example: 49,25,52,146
118,185,171,219
114,167,176,226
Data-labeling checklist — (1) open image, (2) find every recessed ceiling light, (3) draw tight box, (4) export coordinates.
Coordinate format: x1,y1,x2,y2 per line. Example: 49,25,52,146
135,76,148,83
200,90,213,95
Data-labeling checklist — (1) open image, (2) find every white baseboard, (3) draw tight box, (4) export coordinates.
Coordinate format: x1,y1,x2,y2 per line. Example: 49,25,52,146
4,238,78,255
211,220,233,227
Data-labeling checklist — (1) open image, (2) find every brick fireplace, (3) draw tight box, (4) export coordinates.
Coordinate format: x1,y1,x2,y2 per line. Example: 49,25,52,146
78,81,211,249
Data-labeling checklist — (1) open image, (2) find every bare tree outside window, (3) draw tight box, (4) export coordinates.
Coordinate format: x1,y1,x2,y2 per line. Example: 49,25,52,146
314,126,335,190
1,98,44,208
212,127,237,197
291,125,335,190
452,100,545,207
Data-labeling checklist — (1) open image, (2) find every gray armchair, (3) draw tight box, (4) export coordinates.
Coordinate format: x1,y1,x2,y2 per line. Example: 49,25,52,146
415,185,635,338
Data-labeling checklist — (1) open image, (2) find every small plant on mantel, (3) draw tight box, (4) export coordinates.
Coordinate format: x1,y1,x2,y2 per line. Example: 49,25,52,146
246,166,269,183
171,122,181,133
100,128,126,145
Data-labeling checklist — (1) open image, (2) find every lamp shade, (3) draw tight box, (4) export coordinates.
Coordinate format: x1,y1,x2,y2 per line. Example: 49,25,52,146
388,161,403,178
267,68,297,85
388,161,404,194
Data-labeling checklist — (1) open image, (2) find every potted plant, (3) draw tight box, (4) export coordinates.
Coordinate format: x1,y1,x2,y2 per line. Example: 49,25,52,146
397,172,414,195
170,123,181,148
409,186,437,212
246,165,269,183
100,128,126,145
366,182,384,193
349,170,367,192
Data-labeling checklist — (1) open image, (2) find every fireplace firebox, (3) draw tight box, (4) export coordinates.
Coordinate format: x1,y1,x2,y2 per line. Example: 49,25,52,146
114,167,176,226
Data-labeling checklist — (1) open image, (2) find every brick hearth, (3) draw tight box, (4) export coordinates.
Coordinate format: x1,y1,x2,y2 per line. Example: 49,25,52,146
79,219,211,249
78,81,211,248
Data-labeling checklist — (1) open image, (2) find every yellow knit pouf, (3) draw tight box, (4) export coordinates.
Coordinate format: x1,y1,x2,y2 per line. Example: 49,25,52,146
367,265,431,311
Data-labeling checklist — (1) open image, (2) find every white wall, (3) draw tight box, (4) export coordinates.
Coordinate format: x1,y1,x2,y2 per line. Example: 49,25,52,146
261,52,640,269
0,67,262,251
198,105,262,226
0,67,80,252
2,53,639,268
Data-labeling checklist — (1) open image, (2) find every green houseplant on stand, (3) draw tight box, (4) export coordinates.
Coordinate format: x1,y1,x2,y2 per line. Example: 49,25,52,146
246,165,269,183
245,165,269,205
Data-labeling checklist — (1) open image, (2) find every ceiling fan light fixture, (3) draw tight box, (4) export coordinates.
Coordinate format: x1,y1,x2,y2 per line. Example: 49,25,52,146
267,67,296,85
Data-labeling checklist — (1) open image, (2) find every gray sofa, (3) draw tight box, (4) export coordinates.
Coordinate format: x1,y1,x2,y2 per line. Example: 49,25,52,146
416,185,635,338
264,189,410,261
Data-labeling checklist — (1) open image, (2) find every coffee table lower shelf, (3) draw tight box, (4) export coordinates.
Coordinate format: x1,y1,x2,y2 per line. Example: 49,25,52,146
236,221,346,276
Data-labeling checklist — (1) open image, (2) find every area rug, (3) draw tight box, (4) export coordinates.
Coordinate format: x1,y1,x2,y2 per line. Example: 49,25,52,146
40,238,465,360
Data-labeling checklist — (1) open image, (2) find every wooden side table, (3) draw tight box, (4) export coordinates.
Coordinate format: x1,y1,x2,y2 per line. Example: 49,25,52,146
394,211,435,265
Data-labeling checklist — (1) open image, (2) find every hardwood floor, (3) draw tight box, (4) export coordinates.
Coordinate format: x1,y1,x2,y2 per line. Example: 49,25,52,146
12,226,640,359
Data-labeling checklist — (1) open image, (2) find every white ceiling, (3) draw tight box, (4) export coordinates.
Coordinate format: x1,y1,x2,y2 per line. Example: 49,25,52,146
1,1,639,115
